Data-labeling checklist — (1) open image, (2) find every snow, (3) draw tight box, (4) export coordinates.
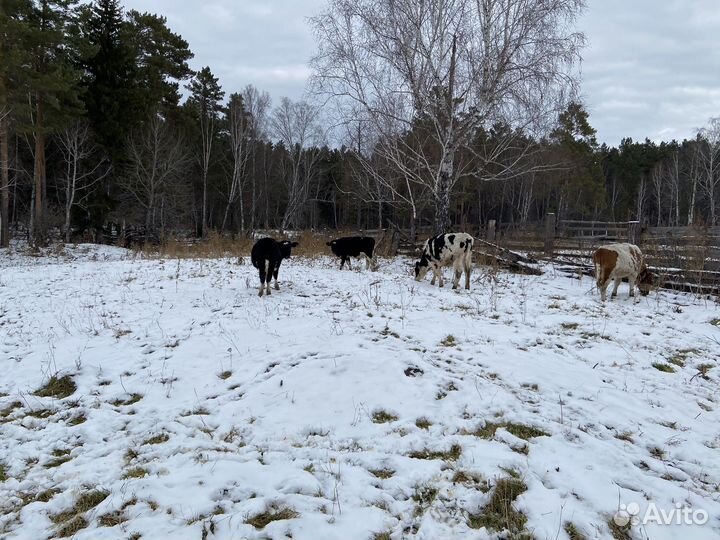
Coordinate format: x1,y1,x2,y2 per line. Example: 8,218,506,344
1,245,719,540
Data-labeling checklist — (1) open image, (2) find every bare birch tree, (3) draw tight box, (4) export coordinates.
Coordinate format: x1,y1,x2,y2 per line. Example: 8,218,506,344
696,118,720,225
120,114,189,232
271,98,324,230
241,85,271,231
310,0,585,233
222,93,250,232
0,105,8,247
57,120,110,242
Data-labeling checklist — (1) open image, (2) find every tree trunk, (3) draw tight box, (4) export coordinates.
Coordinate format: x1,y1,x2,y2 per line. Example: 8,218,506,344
434,167,452,235
33,98,46,246
201,169,208,237
0,116,9,247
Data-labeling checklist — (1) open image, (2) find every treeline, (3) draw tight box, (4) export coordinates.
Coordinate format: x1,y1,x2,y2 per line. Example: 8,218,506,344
1,1,718,249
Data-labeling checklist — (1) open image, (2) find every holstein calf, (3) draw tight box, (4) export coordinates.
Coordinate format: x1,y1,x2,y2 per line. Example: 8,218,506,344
250,238,299,297
592,242,653,301
326,236,376,270
414,233,474,290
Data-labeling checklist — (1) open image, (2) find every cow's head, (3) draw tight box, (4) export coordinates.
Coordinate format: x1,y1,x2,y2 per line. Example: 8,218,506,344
279,240,299,258
414,254,430,281
637,267,653,296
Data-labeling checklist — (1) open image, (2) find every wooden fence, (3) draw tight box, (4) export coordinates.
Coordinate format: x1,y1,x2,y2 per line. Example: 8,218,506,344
489,215,720,296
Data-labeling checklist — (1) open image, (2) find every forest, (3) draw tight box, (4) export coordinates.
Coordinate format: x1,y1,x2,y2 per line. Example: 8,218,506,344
1,0,719,248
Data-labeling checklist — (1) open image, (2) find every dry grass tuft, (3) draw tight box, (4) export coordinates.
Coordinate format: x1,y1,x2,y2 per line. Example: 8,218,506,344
143,433,169,445
245,506,298,529
467,476,529,535
110,393,143,406
369,468,395,479
34,375,76,399
372,410,399,424
415,417,432,430
123,466,148,479
472,421,548,440
0,400,22,419
408,443,462,461
652,362,675,373
564,521,588,540
52,490,108,536
608,517,632,540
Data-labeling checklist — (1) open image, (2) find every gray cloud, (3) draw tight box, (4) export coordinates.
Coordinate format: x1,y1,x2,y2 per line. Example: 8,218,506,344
579,0,720,145
123,0,719,146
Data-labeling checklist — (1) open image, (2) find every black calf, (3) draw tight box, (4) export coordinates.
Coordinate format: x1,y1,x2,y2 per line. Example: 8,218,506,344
326,236,376,269
250,238,299,296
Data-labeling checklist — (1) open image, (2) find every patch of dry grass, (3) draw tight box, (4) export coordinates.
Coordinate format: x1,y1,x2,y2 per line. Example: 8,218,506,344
245,506,298,529
408,443,462,461
372,409,399,424
472,421,548,440
467,476,529,535
34,375,76,399
369,468,395,479
142,433,169,445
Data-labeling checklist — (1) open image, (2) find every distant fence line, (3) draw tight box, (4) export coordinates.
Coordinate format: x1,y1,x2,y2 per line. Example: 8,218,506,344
367,216,720,296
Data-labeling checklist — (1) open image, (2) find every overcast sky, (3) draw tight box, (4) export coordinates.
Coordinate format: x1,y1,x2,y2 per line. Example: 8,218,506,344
122,0,720,147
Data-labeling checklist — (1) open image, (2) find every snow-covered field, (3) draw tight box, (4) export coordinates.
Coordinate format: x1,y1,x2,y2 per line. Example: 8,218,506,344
1,244,719,540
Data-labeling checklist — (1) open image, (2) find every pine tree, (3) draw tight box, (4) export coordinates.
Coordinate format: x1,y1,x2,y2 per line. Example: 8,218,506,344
19,0,84,244
186,67,224,236
0,0,32,246
125,10,193,118
80,0,137,159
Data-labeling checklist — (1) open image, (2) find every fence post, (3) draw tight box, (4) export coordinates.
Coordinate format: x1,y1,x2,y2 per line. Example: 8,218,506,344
544,213,556,257
486,219,496,243
628,220,641,245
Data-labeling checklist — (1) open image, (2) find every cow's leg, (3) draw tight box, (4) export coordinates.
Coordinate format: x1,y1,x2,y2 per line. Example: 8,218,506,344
265,260,275,295
611,277,621,298
452,260,461,289
273,261,281,290
347,257,352,270
453,269,462,289
437,267,444,288
598,275,609,301
628,276,636,298
364,253,371,269
258,260,267,297
464,254,472,290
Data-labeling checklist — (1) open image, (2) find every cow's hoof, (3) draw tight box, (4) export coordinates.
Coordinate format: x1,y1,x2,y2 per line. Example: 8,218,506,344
274,284,280,290
452,285,458,289
266,289,272,296
465,285,470,290
258,290,264,297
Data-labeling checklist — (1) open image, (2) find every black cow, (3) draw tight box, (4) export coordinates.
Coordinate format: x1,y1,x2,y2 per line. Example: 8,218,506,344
326,236,376,270
250,238,299,296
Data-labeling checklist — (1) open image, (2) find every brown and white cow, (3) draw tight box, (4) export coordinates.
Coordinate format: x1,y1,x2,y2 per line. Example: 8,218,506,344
592,243,653,301
414,233,474,290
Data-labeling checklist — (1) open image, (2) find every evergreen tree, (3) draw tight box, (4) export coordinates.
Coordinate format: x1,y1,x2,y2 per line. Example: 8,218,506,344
21,0,84,244
0,0,33,246
80,0,137,159
125,10,193,119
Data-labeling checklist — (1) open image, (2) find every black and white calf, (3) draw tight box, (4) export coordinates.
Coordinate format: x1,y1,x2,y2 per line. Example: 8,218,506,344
250,238,299,297
414,233,474,290
326,236,376,270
